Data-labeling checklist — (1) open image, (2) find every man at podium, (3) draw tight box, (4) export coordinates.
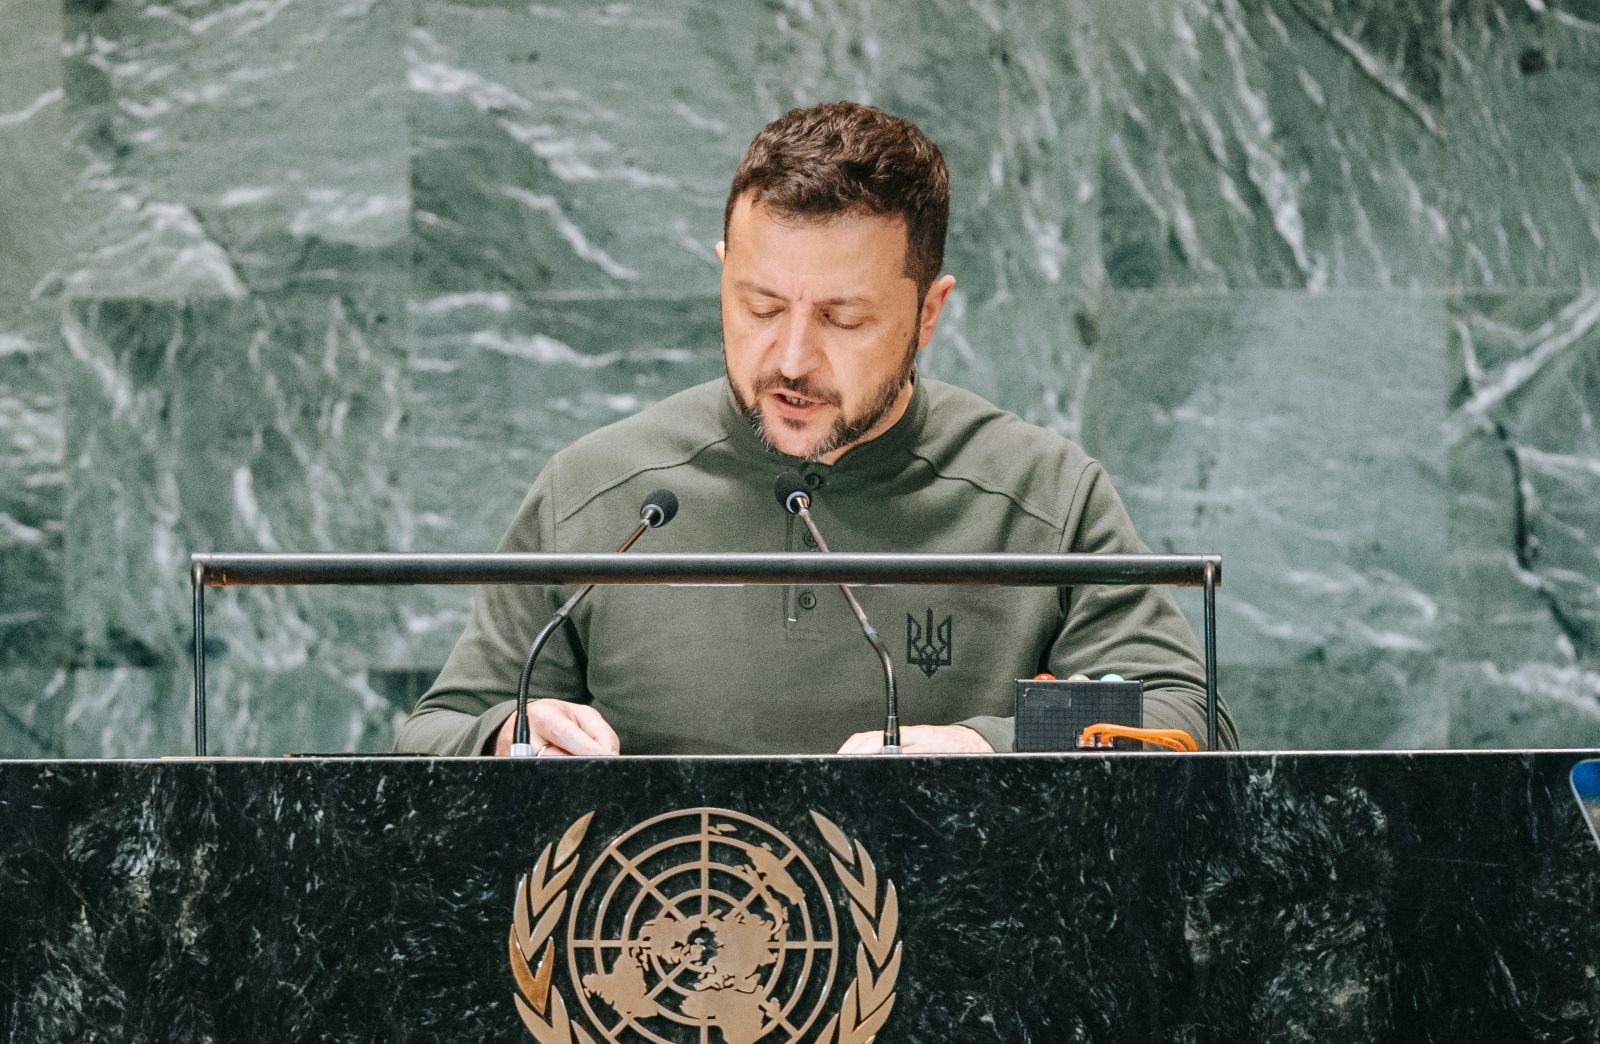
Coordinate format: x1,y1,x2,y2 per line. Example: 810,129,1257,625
396,102,1238,758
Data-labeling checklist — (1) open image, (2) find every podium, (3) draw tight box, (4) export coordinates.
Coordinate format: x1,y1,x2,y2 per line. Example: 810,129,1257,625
3,751,1598,1041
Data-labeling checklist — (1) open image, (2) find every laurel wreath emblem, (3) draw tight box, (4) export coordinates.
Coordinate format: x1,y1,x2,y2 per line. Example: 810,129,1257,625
509,811,597,1044
806,810,902,1044
508,809,900,1043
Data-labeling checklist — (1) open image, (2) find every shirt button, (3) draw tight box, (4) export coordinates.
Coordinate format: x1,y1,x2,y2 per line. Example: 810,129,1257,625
798,591,817,610
804,472,822,490
802,531,816,548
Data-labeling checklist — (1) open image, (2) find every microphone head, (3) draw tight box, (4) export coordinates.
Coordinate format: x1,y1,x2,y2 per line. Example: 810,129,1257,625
773,471,810,514
639,489,679,527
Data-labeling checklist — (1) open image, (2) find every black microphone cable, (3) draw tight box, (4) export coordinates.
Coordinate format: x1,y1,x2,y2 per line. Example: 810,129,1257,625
509,488,679,757
774,471,901,753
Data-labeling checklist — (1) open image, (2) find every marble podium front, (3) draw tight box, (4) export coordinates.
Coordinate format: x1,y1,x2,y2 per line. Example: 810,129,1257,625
2,752,1598,1042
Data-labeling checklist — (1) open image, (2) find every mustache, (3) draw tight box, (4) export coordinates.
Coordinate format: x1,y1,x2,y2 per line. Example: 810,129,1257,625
751,374,841,407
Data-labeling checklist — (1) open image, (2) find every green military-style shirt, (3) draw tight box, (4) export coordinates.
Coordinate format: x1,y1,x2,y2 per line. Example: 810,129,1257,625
396,377,1238,755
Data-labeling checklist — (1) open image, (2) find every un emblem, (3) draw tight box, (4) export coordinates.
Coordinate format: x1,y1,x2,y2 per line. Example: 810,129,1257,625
509,808,901,1044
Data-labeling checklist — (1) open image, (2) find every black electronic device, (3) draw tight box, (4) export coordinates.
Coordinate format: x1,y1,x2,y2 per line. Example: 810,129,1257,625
1014,677,1143,752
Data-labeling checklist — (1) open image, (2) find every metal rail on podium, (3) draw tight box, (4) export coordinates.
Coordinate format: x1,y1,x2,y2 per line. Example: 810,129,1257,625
187,551,1222,756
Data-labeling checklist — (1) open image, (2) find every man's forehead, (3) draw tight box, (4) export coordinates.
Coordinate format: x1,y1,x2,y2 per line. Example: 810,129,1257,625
733,278,873,307
724,197,914,295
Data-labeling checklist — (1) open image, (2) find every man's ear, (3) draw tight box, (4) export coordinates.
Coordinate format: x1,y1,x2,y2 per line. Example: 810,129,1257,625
715,240,726,263
916,274,957,350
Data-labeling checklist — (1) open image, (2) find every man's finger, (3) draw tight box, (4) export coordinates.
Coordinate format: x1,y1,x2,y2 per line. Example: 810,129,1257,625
571,704,621,754
528,701,613,756
895,724,993,754
527,700,617,756
545,718,613,756
835,731,881,755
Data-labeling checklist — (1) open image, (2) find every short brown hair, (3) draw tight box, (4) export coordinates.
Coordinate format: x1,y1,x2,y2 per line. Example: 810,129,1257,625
724,102,950,296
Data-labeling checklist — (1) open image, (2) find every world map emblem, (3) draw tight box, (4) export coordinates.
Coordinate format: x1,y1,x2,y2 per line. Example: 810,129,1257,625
509,808,901,1044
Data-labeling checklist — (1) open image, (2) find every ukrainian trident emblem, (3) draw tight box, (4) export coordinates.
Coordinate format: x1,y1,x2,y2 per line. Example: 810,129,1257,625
905,608,952,678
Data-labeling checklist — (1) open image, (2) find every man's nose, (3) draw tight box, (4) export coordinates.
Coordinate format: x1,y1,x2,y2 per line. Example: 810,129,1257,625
773,311,822,378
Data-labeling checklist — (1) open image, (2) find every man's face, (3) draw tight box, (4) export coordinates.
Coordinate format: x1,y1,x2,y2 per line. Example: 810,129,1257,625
718,195,954,464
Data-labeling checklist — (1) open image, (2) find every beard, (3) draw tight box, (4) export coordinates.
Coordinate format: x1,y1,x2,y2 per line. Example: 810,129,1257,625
728,334,919,462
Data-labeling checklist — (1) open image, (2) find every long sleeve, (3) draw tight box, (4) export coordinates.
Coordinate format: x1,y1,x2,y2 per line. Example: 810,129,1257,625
959,462,1238,752
393,457,589,755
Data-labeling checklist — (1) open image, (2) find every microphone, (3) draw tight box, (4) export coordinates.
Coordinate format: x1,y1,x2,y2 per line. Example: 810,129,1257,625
774,471,901,754
509,488,679,756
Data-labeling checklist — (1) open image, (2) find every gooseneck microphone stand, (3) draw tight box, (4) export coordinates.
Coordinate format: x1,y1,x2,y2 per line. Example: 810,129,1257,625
774,472,901,754
509,490,679,757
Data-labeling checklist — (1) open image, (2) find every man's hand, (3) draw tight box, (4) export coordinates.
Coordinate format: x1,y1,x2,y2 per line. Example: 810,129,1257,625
493,699,621,757
835,724,994,755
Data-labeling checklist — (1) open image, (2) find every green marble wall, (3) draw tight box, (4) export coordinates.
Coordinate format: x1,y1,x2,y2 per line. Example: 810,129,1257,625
0,0,1596,756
